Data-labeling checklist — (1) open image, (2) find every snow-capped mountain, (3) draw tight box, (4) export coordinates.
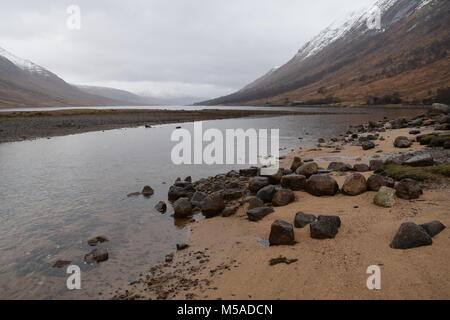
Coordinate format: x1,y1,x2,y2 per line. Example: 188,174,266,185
201,0,449,106
0,47,156,107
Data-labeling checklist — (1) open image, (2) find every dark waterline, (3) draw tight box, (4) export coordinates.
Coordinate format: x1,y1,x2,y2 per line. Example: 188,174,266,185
0,107,426,299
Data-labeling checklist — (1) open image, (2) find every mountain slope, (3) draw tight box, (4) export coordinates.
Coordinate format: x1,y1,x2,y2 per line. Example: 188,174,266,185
201,0,450,106
76,85,159,106
0,47,154,107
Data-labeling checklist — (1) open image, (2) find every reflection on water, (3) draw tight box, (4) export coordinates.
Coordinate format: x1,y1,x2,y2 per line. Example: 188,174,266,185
0,107,425,299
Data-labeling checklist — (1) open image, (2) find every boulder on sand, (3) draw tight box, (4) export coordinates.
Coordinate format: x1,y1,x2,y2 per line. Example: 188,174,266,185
373,187,396,208
290,157,303,172
390,222,432,250
353,164,370,172
256,185,278,203
369,160,384,171
395,179,423,200
294,212,317,228
342,173,367,196
247,207,274,222
310,215,341,239
394,136,412,148
367,174,395,192
362,141,375,150
201,193,225,218
280,174,307,191
327,162,352,172
269,220,295,246
248,177,270,193
306,175,339,196
295,162,318,178
247,197,264,210
222,206,239,217
272,189,295,207
420,221,446,238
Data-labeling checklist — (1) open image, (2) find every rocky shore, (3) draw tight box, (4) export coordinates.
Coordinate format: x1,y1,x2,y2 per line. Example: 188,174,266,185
0,108,341,143
109,103,450,300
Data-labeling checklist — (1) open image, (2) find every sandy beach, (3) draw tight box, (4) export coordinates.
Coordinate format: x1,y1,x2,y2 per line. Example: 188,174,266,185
111,124,450,300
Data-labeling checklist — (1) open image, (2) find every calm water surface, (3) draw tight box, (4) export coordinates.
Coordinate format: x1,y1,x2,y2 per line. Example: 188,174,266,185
0,107,426,299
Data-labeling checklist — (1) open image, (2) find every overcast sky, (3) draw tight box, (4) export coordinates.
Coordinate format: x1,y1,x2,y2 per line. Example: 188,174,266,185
0,0,376,99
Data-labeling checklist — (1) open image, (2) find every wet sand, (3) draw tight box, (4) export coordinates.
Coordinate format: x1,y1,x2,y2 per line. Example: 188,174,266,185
111,127,450,300
0,108,340,143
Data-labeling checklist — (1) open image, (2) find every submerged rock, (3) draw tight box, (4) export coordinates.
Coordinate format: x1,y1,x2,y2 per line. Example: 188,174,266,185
53,260,72,269
155,201,167,213
390,222,432,250
87,236,109,247
142,186,154,197
84,248,109,264
269,219,295,246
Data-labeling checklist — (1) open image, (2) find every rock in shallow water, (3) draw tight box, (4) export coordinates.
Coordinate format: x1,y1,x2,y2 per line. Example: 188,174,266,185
142,185,154,197
84,248,109,264
390,222,432,250
173,198,193,218
269,219,295,246
155,201,167,213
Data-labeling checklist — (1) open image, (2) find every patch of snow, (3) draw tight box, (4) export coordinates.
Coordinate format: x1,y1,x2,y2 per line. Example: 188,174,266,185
0,46,50,76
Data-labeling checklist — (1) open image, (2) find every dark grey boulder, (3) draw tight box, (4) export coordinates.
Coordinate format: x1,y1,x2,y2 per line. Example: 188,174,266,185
294,212,317,228
155,201,167,213
222,206,239,217
353,163,370,172
248,197,265,210
394,136,413,148
295,162,319,178
403,154,434,167
269,220,295,246
247,207,274,222
248,177,270,193
201,193,225,218
272,189,295,207
310,215,341,239
395,179,423,200
173,198,193,218
369,160,384,171
362,141,375,150
420,221,446,238
84,248,109,264
142,185,154,197
290,156,304,172
306,175,339,197
390,222,432,250
367,174,395,192
256,185,278,203
328,162,353,172
280,174,307,191
168,183,196,201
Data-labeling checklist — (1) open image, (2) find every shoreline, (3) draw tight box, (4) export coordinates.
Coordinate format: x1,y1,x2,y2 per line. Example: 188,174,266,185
0,108,345,144
110,111,450,300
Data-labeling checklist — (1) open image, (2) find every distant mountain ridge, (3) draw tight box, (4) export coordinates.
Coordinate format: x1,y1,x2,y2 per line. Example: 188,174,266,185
0,47,156,107
201,0,450,106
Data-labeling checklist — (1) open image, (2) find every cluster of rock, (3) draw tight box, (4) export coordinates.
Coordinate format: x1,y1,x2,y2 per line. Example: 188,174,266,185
390,221,446,250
